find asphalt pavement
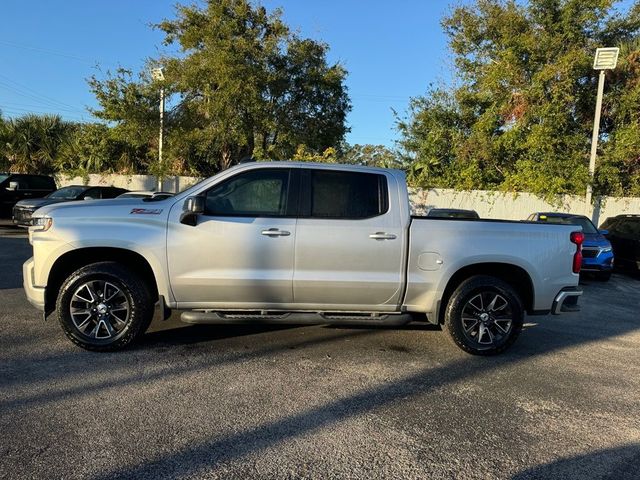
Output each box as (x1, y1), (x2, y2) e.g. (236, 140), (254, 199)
(1, 226), (639, 479)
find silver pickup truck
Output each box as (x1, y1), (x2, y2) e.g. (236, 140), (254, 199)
(23, 162), (584, 355)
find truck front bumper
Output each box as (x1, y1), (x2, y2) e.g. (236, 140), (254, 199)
(551, 287), (583, 315)
(23, 257), (45, 311)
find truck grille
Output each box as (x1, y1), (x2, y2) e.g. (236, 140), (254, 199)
(582, 248), (599, 258)
(12, 207), (35, 225)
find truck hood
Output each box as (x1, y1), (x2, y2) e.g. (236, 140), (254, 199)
(14, 198), (72, 209)
(583, 232), (611, 248)
(34, 197), (175, 218)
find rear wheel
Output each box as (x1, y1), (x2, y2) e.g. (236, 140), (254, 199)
(56, 262), (154, 351)
(444, 275), (524, 355)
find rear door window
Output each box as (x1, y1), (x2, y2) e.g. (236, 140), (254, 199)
(303, 170), (388, 219)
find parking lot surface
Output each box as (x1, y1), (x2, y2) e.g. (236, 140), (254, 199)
(1, 225), (639, 479)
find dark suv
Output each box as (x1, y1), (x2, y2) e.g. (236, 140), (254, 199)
(600, 215), (640, 274)
(12, 185), (128, 226)
(0, 173), (57, 218)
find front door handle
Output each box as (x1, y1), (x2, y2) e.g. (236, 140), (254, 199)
(261, 228), (291, 237)
(369, 232), (397, 240)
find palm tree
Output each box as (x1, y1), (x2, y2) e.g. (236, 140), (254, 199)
(3, 114), (73, 174)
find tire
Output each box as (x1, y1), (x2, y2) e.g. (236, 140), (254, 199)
(596, 271), (612, 282)
(56, 261), (154, 351)
(444, 275), (524, 356)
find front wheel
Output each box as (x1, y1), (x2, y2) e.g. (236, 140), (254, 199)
(444, 275), (524, 355)
(56, 262), (154, 351)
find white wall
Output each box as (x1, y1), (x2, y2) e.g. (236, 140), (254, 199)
(409, 187), (640, 224)
(58, 173), (201, 194)
(58, 173), (640, 224)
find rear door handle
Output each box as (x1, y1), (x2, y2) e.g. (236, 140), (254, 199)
(261, 228), (291, 237)
(369, 232), (397, 240)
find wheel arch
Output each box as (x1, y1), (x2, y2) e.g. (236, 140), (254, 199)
(437, 262), (535, 324)
(45, 247), (159, 317)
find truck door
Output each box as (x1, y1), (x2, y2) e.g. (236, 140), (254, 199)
(293, 169), (406, 310)
(167, 168), (298, 308)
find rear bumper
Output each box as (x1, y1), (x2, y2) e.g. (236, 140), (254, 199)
(23, 257), (45, 311)
(551, 287), (582, 315)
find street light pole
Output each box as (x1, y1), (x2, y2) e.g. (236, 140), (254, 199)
(151, 67), (165, 192)
(157, 86), (165, 192)
(585, 69), (606, 215)
(585, 47), (619, 220)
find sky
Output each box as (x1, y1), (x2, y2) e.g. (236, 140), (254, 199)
(0, 0), (464, 148)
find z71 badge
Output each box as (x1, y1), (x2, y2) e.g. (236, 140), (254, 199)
(130, 208), (163, 215)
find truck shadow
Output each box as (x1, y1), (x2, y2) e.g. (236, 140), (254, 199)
(511, 444), (640, 480)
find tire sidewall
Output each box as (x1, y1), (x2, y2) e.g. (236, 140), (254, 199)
(445, 276), (524, 355)
(57, 263), (152, 351)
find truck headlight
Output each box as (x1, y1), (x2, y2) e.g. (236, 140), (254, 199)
(31, 217), (53, 232)
(601, 246), (612, 253)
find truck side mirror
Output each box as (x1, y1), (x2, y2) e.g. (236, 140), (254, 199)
(180, 196), (205, 226)
(7, 181), (19, 191)
(598, 229), (609, 236)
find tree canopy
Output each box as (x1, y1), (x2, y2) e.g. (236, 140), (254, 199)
(397, 0), (640, 197)
(0, 113), (73, 175)
(88, 0), (351, 176)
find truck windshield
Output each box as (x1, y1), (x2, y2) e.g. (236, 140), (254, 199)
(541, 215), (598, 234)
(0, 174), (8, 183)
(47, 186), (88, 199)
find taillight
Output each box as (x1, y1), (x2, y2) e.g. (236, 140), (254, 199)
(570, 231), (584, 274)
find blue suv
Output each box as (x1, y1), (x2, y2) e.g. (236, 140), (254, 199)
(526, 212), (614, 281)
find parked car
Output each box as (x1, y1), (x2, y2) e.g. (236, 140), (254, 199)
(599, 214), (640, 274)
(0, 173), (56, 218)
(116, 191), (174, 200)
(12, 185), (128, 227)
(526, 212), (614, 280)
(24, 162), (584, 355)
(425, 208), (480, 219)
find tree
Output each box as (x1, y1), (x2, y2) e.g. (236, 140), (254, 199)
(596, 38), (640, 196)
(89, 0), (351, 176)
(341, 143), (401, 168)
(56, 123), (146, 177)
(0, 113), (8, 171)
(397, 0), (640, 197)
(87, 68), (159, 174)
(1, 114), (73, 174)
(291, 144), (339, 163)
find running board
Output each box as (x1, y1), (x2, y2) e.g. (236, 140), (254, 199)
(180, 310), (413, 326)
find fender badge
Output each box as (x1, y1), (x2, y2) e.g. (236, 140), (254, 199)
(130, 208), (163, 215)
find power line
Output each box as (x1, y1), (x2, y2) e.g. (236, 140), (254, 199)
(0, 39), (99, 65)
(0, 106), (89, 122)
(0, 100), (87, 115)
(0, 75), (84, 112)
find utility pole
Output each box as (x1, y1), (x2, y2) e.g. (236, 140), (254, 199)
(158, 86), (165, 192)
(586, 47), (619, 220)
(151, 68), (165, 192)
(585, 69), (605, 216)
